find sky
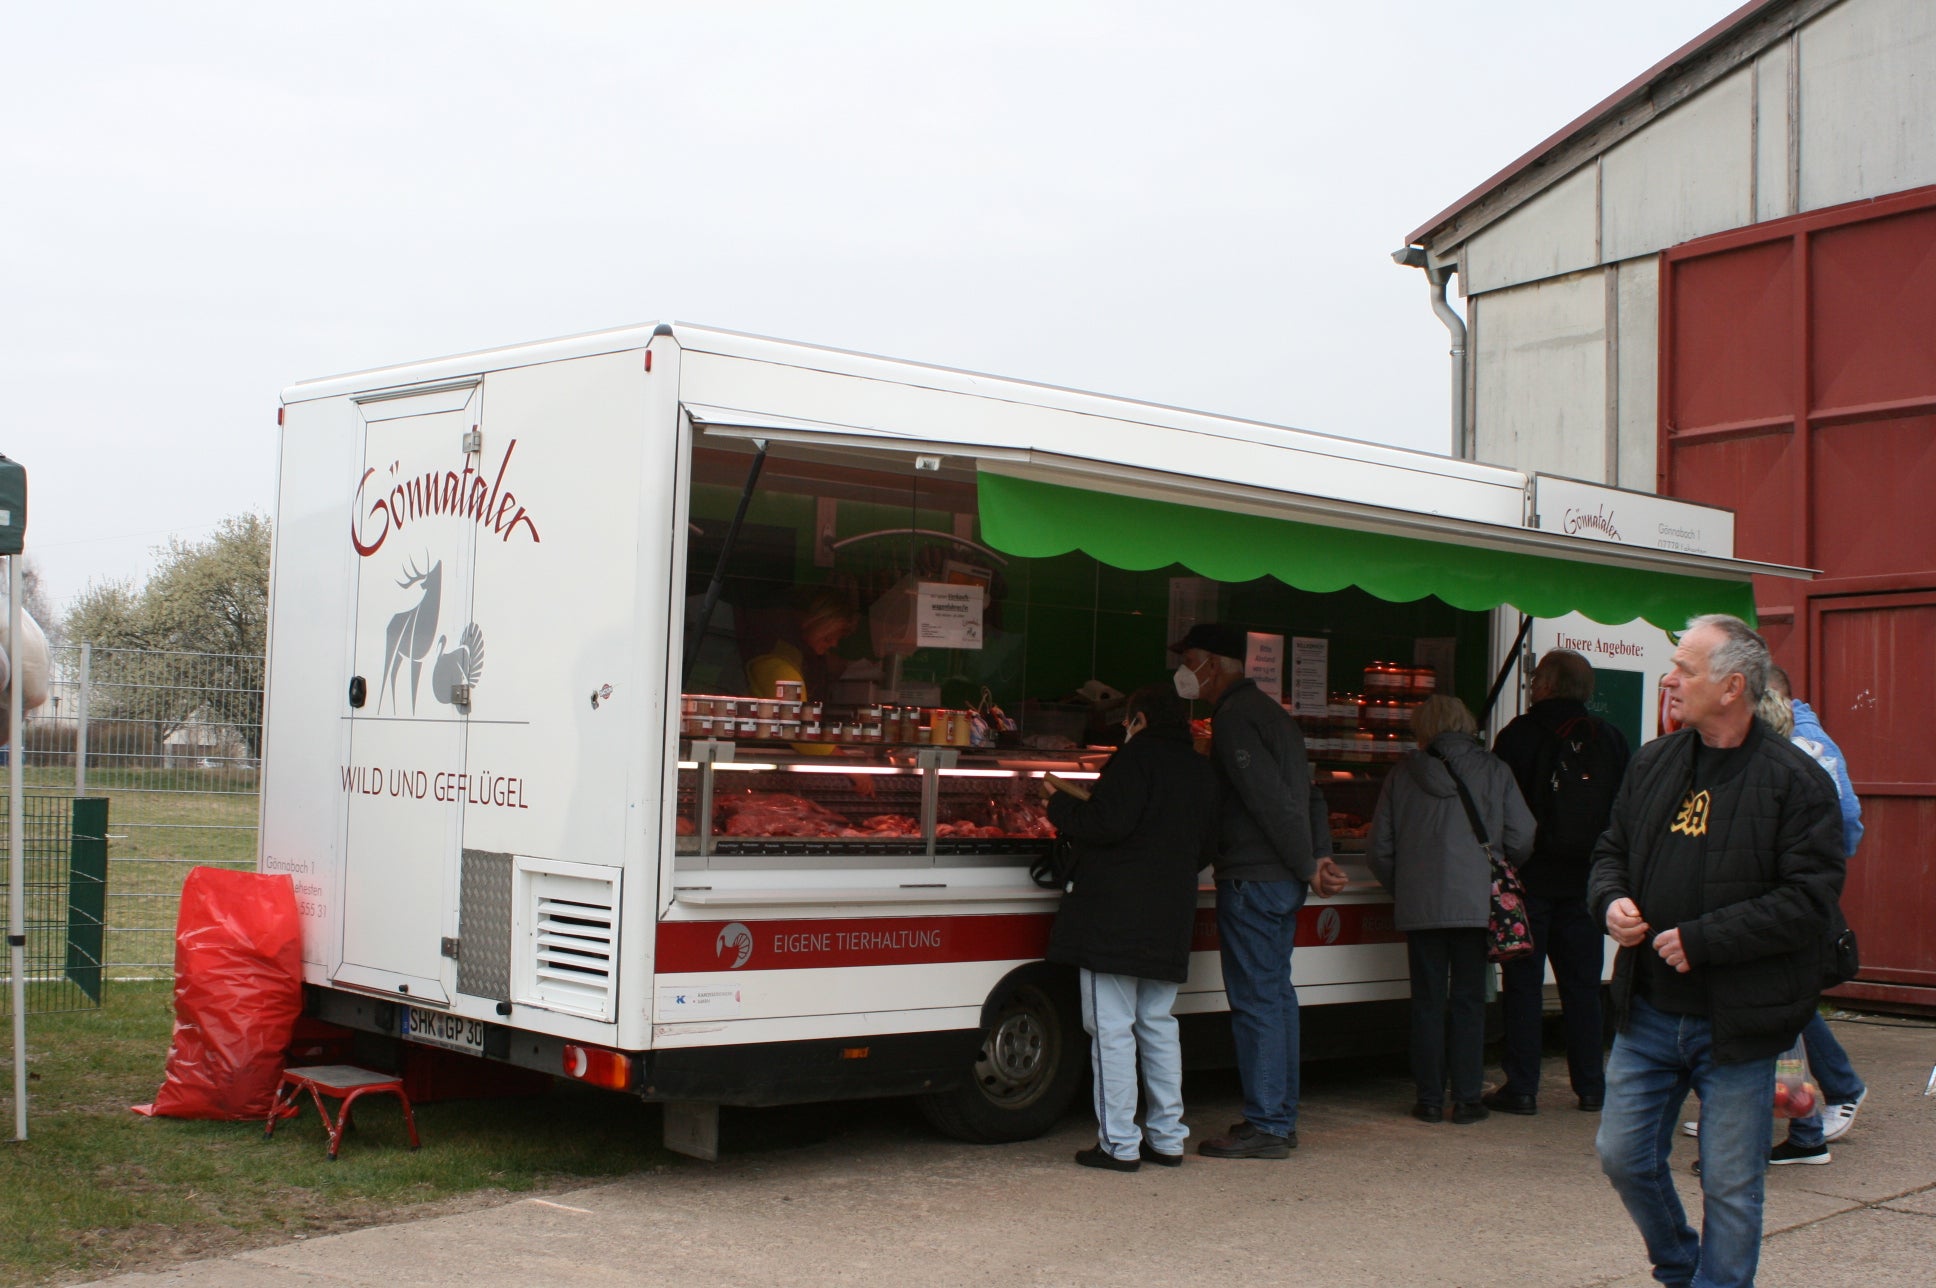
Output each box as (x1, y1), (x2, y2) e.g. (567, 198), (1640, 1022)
(3, 0), (1749, 619)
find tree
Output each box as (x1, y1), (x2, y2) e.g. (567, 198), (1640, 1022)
(63, 515), (273, 760)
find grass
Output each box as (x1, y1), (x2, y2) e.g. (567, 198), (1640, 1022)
(9, 770), (261, 978)
(0, 982), (675, 1286)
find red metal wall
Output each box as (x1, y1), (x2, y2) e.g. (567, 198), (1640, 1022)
(1660, 185), (1936, 1008)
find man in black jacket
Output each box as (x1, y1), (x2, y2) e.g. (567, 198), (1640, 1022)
(1588, 614), (1843, 1288)
(1173, 623), (1348, 1160)
(1488, 649), (1629, 1115)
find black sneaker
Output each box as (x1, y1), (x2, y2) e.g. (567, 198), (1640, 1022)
(1218, 1121), (1298, 1149)
(1450, 1102), (1490, 1125)
(1481, 1089), (1537, 1116)
(1411, 1102), (1443, 1123)
(1198, 1127), (1292, 1159)
(1769, 1139), (1831, 1166)
(1139, 1141), (1184, 1167)
(1074, 1146), (1140, 1172)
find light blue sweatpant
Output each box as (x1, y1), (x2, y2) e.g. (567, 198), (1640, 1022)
(1080, 967), (1187, 1161)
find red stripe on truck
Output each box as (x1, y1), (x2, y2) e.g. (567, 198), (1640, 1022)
(656, 901), (1402, 974)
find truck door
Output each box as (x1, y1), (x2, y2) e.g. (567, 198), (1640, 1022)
(336, 388), (482, 1003)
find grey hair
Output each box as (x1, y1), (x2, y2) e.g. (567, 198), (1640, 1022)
(1532, 649), (1595, 702)
(1412, 694), (1477, 745)
(1686, 613), (1771, 703)
(1213, 654), (1243, 675)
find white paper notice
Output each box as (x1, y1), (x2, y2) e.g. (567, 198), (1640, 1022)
(916, 581), (985, 649)
(1290, 637), (1328, 716)
(657, 984), (743, 1020)
(1245, 632), (1284, 701)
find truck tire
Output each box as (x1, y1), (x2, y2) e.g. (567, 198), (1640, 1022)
(918, 970), (1084, 1144)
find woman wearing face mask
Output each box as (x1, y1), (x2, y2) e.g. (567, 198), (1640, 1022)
(1040, 684), (1220, 1171)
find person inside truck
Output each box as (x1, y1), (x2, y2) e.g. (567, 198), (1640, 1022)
(745, 587), (861, 702)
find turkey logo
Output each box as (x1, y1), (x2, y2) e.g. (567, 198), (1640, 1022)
(715, 922), (755, 969)
(1316, 907), (1342, 945)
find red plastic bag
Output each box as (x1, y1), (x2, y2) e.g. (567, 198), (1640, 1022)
(133, 868), (304, 1120)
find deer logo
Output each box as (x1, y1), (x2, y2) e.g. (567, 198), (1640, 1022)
(377, 558), (442, 713)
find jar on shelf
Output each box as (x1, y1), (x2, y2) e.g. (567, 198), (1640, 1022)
(1409, 667), (1438, 700)
(1363, 661), (1405, 697)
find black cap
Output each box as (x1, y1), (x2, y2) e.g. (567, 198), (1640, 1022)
(1170, 622), (1247, 661)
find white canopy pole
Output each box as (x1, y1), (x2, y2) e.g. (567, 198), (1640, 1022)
(8, 553), (26, 1140)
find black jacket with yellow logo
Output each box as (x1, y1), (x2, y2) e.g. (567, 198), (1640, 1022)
(1587, 719), (1845, 1064)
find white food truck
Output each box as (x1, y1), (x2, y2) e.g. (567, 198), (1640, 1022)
(263, 322), (1792, 1158)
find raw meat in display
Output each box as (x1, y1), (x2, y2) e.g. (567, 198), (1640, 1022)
(718, 791), (851, 837)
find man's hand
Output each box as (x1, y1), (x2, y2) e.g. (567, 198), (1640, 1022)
(1312, 857), (1350, 898)
(1652, 928), (1691, 974)
(1606, 897), (1650, 947)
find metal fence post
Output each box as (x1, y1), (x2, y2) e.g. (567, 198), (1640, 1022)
(75, 643), (90, 799)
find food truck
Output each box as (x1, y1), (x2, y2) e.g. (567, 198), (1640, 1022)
(263, 322), (1795, 1158)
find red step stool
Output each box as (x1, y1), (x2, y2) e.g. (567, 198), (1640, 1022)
(266, 1064), (422, 1161)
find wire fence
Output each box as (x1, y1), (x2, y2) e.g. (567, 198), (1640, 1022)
(0, 794), (107, 1015)
(14, 644), (262, 982)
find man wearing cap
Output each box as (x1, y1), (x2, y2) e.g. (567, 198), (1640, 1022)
(1174, 623), (1350, 1159)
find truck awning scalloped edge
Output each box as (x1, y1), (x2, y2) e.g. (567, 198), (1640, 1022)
(975, 471), (1756, 630)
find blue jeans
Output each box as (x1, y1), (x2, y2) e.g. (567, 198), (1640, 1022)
(1080, 969), (1186, 1160)
(1216, 877), (1305, 1137)
(1786, 1013), (1866, 1149)
(1597, 995), (1776, 1288)
(1499, 893), (1607, 1101)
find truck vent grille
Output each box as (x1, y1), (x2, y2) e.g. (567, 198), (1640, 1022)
(516, 861), (621, 1022)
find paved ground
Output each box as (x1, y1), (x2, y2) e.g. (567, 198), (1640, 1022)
(79, 1015), (1936, 1287)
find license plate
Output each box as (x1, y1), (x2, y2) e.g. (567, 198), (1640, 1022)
(399, 1006), (487, 1055)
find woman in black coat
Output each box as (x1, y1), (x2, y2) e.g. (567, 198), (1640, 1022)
(1044, 684), (1219, 1171)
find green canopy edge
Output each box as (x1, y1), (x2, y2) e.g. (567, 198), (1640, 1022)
(976, 472), (1754, 631)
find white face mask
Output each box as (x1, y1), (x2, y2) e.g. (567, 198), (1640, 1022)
(1173, 661), (1202, 701)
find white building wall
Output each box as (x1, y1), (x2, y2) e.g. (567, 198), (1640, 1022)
(1797, 0), (1936, 211)
(1430, 0), (1933, 492)
(1471, 270), (1610, 482)
(1600, 68), (1756, 263)
(1465, 167), (1600, 296)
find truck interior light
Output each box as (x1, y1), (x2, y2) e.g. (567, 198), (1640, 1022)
(562, 1043), (632, 1090)
(936, 768), (1018, 778)
(710, 763), (778, 772)
(839, 1047), (871, 1060)
(786, 764), (900, 775)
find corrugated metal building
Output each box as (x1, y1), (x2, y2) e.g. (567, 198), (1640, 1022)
(1400, 0), (1935, 1009)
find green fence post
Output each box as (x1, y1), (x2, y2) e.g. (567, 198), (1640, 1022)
(65, 797), (107, 1004)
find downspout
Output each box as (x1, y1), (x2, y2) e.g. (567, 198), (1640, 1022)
(1392, 246), (1469, 459)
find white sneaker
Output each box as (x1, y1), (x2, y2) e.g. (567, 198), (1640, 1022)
(1682, 1120), (1700, 1138)
(1821, 1088), (1868, 1143)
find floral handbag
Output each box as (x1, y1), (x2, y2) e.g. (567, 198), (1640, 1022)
(1431, 748), (1535, 963)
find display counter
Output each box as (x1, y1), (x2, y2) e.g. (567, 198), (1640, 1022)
(676, 740), (1105, 865)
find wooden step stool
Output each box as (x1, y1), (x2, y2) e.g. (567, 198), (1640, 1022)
(266, 1064), (422, 1160)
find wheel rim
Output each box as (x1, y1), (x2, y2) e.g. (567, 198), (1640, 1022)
(973, 986), (1059, 1108)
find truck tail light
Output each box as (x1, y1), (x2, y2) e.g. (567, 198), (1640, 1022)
(561, 1043), (632, 1090)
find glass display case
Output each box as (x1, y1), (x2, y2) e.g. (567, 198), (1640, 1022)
(675, 740), (1101, 866)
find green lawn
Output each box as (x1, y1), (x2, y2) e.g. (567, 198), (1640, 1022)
(0, 982), (674, 1285)
(10, 770), (261, 977)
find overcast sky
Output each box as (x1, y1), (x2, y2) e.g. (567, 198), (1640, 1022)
(4, 0), (1745, 618)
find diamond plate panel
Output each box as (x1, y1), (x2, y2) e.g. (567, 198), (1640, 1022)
(457, 848), (513, 1000)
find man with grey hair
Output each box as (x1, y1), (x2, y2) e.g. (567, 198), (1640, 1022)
(1171, 622), (1348, 1160)
(1489, 648), (1629, 1115)
(1588, 614), (1844, 1288)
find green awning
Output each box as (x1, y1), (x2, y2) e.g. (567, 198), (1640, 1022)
(977, 472), (1754, 629)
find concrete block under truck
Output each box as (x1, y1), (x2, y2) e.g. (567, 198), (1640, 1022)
(262, 323), (1800, 1158)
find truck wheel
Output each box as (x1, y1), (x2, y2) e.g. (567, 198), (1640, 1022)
(918, 972), (1084, 1144)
